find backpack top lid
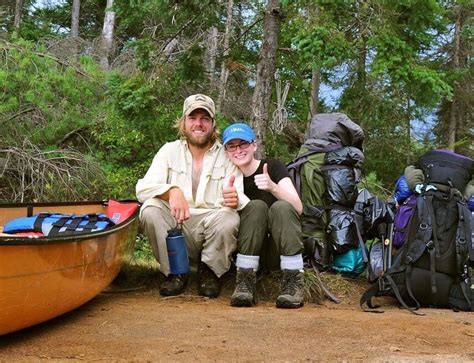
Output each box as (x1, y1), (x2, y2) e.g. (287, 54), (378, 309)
(417, 149), (474, 192)
(434, 148), (473, 162)
(305, 113), (364, 150)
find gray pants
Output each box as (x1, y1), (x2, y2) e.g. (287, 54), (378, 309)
(140, 200), (240, 277)
(238, 200), (303, 269)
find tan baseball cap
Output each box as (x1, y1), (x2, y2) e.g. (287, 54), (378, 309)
(183, 94), (216, 119)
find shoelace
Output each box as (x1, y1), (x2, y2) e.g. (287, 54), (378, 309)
(236, 271), (254, 293)
(281, 272), (298, 295)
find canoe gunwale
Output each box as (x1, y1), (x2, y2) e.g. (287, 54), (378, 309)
(0, 200), (140, 246)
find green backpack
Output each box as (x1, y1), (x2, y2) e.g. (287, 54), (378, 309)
(288, 146), (334, 269)
(287, 113), (365, 271)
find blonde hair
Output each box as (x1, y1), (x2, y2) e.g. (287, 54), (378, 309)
(174, 115), (220, 144)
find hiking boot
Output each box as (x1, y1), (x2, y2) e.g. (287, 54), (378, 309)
(198, 262), (221, 298)
(230, 268), (257, 307)
(276, 269), (304, 309)
(159, 273), (188, 296)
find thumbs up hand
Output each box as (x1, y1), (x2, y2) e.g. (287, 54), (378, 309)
(223, 175), (239, 209)
(254, 163), (276, 192)
(227, 175), (235, 188)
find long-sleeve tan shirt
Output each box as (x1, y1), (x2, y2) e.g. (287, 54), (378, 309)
(136, 140), (249, 214)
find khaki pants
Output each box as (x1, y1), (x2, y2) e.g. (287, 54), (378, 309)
(140, 200), (240, 277)
(238, 200), (303, 270)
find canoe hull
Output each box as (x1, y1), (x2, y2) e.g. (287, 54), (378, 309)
(0, 201), (138, 335)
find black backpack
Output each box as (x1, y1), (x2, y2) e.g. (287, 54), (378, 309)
(417, 150), (474, 193)
(360, 188), (474, 312)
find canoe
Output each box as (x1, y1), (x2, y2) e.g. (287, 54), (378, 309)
(0, 200), (139, 335)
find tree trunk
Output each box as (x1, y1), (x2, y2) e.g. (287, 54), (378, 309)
(250, 0), (282, 158)
(71, 0), (81, 38)
(13, 0), (23, 29)
(356, 38), (367, 93)
(307, 3), (320, 121)
(309, 67), (320, 119)
(354, 35), (367, 118)
(99, 0), (116, 71)
(406, 98), (411, 165)
(204, 27), (218, 84)
(216, 0), (234, 114)
(447, 5), (461, 150)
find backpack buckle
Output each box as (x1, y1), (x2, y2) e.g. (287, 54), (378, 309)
(426, 240), (434, 250)
(378, 278), (391, 292)
(462, 268), (471, 285)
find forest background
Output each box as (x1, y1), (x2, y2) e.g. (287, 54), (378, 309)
(0, 0), (472, 209)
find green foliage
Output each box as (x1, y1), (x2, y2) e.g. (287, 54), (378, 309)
(0, 36), (110, 201)
(294, 25), (352, 70)
(92, 63), (188, 198)
(30, 0), (107, 39)
(107, 73), (156, 120)
(370, 31), (451, 106)
(265, 131), (295, 163)
(102, 71), (180, 150)
(132, 39), (155, 72)
(133, 234), (155, 262)
(114, 0), (222, 51)
(177, 42), (206, 85)
(1, 37), (104, 147)
(362, 171), (392, 199)
(2, 0), (471, 202)
(1, 33), (187, 202)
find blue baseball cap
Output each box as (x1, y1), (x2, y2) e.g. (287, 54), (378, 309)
(222, 123), (256, 145)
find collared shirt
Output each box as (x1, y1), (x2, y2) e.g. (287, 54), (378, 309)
(136, 139), (249, 214)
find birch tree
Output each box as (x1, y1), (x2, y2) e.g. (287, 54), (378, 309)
(99, 0), (116, 70)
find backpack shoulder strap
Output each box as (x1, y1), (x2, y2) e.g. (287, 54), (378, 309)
(359, 275), (424, 315)
(287, 144), (342, 195)
(287, 144), (342, 168)
(456, 199), (474, 310)
(456, 200), (473, 263)
(414, 193), (438, 297)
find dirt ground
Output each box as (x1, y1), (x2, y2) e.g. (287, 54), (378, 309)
(1, 271), (474, 362)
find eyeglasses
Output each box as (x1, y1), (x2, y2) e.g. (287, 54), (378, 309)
(224, 140), (253, 152)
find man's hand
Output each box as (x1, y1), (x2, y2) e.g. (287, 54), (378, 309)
(167, 187), (190, 223)
(254, 163), (276, 192)
(223, 175), (239, 209)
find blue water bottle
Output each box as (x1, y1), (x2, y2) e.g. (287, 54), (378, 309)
(166, 225), (190, 274)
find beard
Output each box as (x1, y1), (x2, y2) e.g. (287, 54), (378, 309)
(184, 128), (213, 149)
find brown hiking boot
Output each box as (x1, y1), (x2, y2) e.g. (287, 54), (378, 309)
(159, 273), (188, 296)
(230, 268), (257, 307)
(276, 269), (304, 309)
(198, 262), (221, 298)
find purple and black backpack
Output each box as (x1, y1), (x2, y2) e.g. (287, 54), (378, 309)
(361, 150), (474, 313)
